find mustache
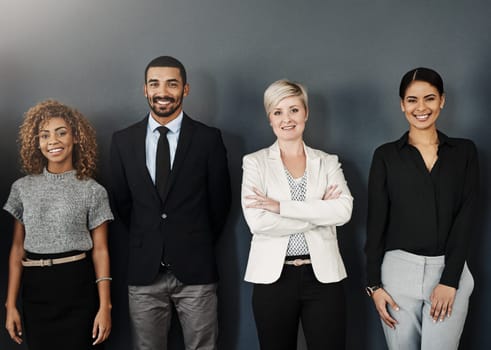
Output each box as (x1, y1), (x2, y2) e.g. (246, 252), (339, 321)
(152, 96), (176, 103)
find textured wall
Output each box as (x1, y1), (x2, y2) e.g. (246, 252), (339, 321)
(1, 1), (490, 349)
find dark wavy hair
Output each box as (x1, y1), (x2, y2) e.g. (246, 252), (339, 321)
(19, 99), (98, 179)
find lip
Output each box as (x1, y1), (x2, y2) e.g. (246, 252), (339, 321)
(48, 147), (64, 154)
(414, 113), (430, 121)
(281, 125), (296, 130)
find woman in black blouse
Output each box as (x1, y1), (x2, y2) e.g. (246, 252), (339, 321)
(365, 67), (479, 350)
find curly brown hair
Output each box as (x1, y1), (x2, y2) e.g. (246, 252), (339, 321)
(19, 100), (98, 179)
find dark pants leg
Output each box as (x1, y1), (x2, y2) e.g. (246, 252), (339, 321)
(300, 272), (346, 350)
(252, 264), (346, 350)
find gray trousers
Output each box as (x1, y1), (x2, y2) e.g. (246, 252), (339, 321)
(380, 250), (474, 350)
(128, 270), (218, 350)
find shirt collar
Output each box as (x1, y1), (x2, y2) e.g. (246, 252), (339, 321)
(396, 130), (454, 150)
(148, 111), (184, 134)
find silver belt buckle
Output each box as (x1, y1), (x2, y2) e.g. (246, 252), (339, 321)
(292, 259), (304, 267)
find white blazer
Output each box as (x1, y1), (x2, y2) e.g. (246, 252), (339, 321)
(241, 141), (353, 284)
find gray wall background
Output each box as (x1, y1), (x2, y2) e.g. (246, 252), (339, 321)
(1, 0), (489, 349)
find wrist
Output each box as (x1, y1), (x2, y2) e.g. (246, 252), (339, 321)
(365, 284), (383, 297)
(98, 303), (112, 310)
(5, 302), (18, 310)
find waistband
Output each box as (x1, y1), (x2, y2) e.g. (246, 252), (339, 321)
(22, 252), (87, 267)
(385, 250), (445, 266)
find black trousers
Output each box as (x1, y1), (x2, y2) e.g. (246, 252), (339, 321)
(252, 264), (346, 350)
(22, 251), (102, 350)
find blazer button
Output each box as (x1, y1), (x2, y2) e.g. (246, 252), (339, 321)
(161, 213), (167, 219)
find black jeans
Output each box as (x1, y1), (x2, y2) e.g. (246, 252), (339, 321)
(252, 264), (346, 350)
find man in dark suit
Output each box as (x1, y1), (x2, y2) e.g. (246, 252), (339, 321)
(109, 56), (231, 350)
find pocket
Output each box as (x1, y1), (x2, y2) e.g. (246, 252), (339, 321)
(460, 263), (474, 296)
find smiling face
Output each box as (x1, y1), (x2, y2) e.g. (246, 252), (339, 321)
(401, 80), (445, 131)
(38, 117), (76, 173)
(268, 96), (308, 142)
(144, 66), (189, 124)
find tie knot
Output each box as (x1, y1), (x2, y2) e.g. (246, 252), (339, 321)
(157, 126), (169, 136)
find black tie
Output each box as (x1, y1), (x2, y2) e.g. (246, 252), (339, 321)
(155, 126), (170, 199)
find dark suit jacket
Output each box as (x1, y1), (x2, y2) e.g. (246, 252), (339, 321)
(110, 114), (231, 285)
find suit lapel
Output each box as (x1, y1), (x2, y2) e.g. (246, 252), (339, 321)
(160, 114), (195, 204)
(267, 142), (321, 200)
(304, 145), (321, 200)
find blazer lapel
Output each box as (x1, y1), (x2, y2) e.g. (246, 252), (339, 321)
(266, 142), (291, 199)
(160, 114), (195, 203)
(304, 145), (321, 200)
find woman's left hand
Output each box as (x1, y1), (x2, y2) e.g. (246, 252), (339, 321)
(92, 306), (112, 345)
(430, 284), (456, 322)
(245, 187), (280, 214)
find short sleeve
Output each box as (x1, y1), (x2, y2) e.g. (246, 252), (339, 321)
(3, 181), (24, 223)
(87, 183), (114, 230)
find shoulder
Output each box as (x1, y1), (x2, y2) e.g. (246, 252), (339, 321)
(11, 174), (42, 188)
(243, 147), (269, 164)
(306, 145), (339, 161)
(112, 117), (147, 140)
(446, 135), (477, 150)
(185, 115), (222, 138)
(78, 177), (109, 193)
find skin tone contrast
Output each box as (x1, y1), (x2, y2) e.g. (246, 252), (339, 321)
(371, 80), (455, 329)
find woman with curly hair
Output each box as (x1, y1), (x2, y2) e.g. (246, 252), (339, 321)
(4, 100), (114, 350)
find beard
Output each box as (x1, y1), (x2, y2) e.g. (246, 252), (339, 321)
(147, 95), (183, 118)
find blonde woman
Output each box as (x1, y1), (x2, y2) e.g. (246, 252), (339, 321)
(241, 80), (353, 350)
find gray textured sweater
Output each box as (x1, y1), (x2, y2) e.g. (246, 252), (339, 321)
(4, 168), (114, 254)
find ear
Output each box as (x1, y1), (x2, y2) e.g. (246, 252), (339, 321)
(400, 99), (405, 112)
(183, 83), (190, 97)
(143, 83), (148, 98)
(440, 93), (446, 109)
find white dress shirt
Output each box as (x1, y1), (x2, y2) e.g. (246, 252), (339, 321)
(145, 112), (183, 184)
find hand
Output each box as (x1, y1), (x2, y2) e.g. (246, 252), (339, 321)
(92, 307), (111, 345)
(430, 284), (456, 322)
(323, 184), (341, 200)
(245, 187), (280, 214)
(371, 288), (399, 329)
(5, 305), (23, 344)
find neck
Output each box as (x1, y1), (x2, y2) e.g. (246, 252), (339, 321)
(278, 139), (304, 157)
(47, 164), (74, 174)
(150, 109), (182, 126)
(408, 127), (439, 145)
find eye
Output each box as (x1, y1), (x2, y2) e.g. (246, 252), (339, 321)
(425, 96), (436, 102)
(291, 108), (299, 113)
(56, 129), (68, 138)
(148, 82), (158, 88)
(39, 133), (49, 140)
(406, 98), (417, 103)
(273, 110), (282, 116)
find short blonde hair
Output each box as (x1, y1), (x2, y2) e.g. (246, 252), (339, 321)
(263, 79), (308, 115)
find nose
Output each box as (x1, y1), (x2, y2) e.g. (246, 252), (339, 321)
(47, 133), (60, 144)
(416, 99), (426, 111)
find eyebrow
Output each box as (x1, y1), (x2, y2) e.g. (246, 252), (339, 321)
(39, 126), (68, 132)
(406, 94), (437, 99)
(147, 78), (180, 84)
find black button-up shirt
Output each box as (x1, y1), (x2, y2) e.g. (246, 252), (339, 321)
(365, 131), (479, 288)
